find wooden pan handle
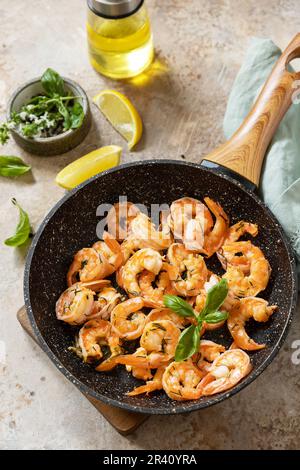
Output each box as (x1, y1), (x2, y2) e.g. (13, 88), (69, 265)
(205, 33), (300, 186)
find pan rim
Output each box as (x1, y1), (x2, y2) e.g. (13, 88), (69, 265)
(24, 159), (298, 415)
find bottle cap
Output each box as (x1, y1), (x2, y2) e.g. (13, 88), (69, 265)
(87, 0), (143, 19)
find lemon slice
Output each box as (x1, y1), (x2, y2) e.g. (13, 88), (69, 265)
(93, 90), (143, 150)
(55, 145), (122, 190)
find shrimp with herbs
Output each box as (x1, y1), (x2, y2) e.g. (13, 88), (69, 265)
(138, 262), (177, 308)
(162, 360), (205, 401)
(116, 320), (181, 369)
(129, 212), (173, 251)
(78, 319), (121, 364)
(67, 248), (105, 287)
(67, 232), (122, 286)
(193, 340), (226, 372)
(167, 243), (208, 297)
(92, 231), (123, 277)
(145, 308), (185, 329)
(120, 248), (163, 297)
(141, 320), (181, 359)
(56, 281), (109, 325)
(120, 236), (141, 263)
(223, 241), (271, 297)
(201, 197), (229, 258)
(111, 297), (146, 340)
(198, 349), (252, 396)
(91, 286), (122, 320)
(217, 221), (258, 271)
(227, 297), (277, 350)
(168, 197), (213, 251)
(224, 221), (258, 244)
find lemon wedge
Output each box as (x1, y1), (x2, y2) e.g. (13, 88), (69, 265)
(55, 145), (122, 189)
(93, 90), (143, 150)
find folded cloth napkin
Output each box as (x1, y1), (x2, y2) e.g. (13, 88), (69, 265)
(223, 37), (300, 281)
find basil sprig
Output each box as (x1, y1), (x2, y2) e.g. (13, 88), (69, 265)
(164, 279), (229, 362)
(0, 156), (31, 177)
(4, 198), (32, 247)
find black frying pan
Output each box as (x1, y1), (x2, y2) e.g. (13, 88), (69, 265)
(24, 35), (300, 414)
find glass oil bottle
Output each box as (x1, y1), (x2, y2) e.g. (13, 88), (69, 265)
(87, 0), (154, 79)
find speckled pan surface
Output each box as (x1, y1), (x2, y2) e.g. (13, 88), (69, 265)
(24, 160), (298, 415)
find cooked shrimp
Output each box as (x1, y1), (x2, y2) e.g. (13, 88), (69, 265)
(193, 340), (226, 372)
(92, 231), (123, 277)
(198, 349), (252, 396)
(120, 236), (141, 263)
(130, 212), (173, 251)
(162, 360), (204, 401)
(138, 262), (177, 308)
(56, 283), (95, 325)
(224, 221), (258, 244)
(217, 221), (258, 271)
(125, 347), (153, 381)
(67, 232), (122, 286)
(198, 340), (226, 362)
(167, 243), (208, 296)
(201, 197), (229, 258)
(121, 248), (163, 296)
(67, 248), (104, 287)
(91, 286), (121, 320)
(116, 320), (181, 369)
(223, 241), (271, 297)
(106, 201), (140, 241)
(145, 308), (185, 329)
(141, 320), (181, 358)
(127, 367), (166, 396)
(227, 297), (277, 350)
(168, 197), (213, 251)
(78, 319), (121, 363)
(111, 297), (146, 340)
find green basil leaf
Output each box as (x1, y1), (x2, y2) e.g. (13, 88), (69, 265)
(204, 310), (229, 324)
(163, 294), (196, 318)
(4, 199), (31, 247)
(41, 68), (65, 97)
(201, 278), (229, 317)
(0, 156), (31, 177)
(57, 98), (71, 130)
(175, 324), (200, 362)
(69, 101), (84, 129)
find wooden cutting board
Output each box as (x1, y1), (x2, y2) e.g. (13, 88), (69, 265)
(17, 306), (149, 435)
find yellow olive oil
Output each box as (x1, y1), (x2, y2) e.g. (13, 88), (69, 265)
(87, 3), (154, 79)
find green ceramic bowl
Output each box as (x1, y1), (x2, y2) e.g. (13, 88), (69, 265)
(7, 77), (92, 156)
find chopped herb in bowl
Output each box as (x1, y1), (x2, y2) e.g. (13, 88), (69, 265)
(0, 68), (85, 144)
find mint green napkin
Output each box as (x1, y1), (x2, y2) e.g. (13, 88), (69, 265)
(223, 37), (300, 279)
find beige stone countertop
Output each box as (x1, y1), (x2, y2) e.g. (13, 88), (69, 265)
(0, 0), (299, 450)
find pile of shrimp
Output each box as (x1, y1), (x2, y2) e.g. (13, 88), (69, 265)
(55, 197), (276, 401)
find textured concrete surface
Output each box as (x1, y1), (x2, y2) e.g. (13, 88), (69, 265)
(0, 0), (300, 450)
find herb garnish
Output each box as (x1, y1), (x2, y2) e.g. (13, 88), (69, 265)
(4, 198), (32, 247)
(0, 68), (84, 144)
(164, 279), (229, 362)
(0, 156), (31, 177)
